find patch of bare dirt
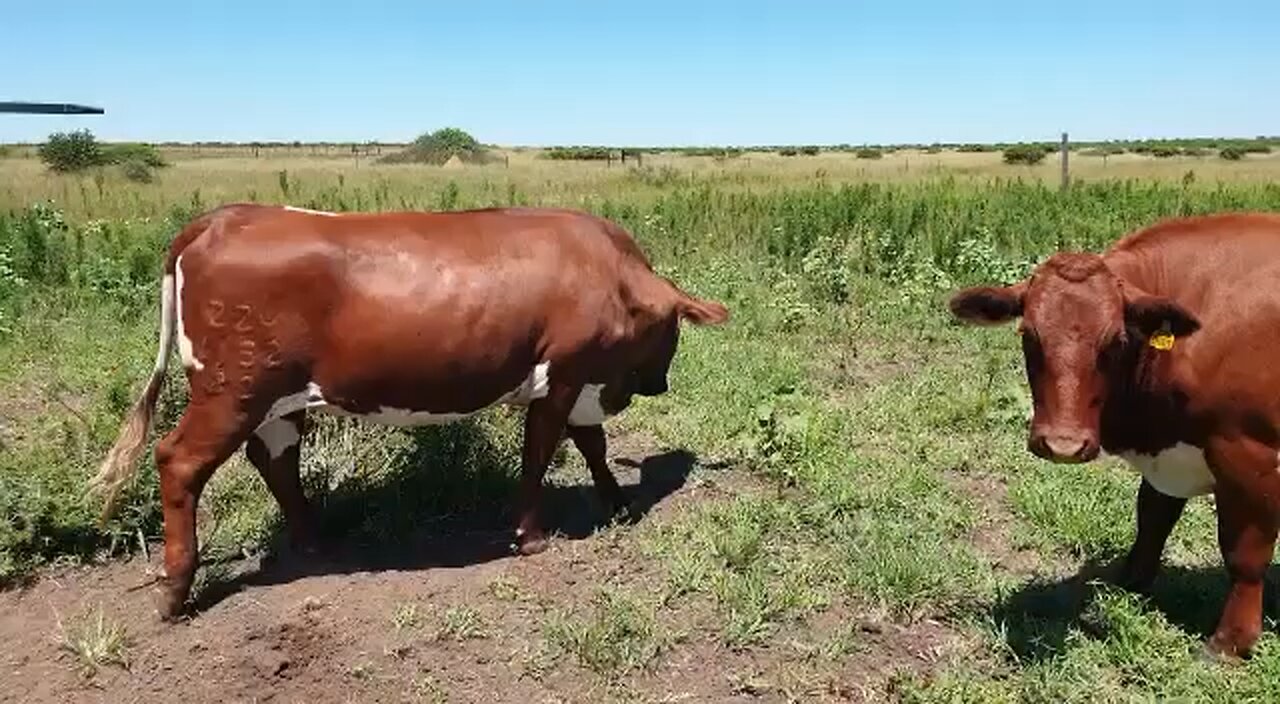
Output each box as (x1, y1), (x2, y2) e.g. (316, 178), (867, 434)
(945, 468), (1069, 580)
(810, 340), (914, 399)
(0, 431), (984, 703)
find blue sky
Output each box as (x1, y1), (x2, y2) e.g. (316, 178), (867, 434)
(3, 1), (1277, 146)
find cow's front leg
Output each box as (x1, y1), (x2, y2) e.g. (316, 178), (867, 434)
(567, 424), (628, 518)
(1205, 436), (1280, 659)
(1117, 478), (1187, 594)
(515, 383), (580, 555)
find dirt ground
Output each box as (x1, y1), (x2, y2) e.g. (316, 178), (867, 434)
(0, 433), (968, 704)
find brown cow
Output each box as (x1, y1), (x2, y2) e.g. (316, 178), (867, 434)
(91, 203), (728, 619)
(949, 211), (1280, 659)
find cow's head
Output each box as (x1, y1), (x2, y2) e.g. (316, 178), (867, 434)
(600, 284), (729, 414)
(948, 252), (1200, 464)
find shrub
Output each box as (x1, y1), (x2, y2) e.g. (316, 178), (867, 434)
(855, 148), (883, 160)
(38, 130), (105, 172)
(1001, 145), (1048, 165)
(541, 146), (612, 161)
(779, 148), (798, 157)
(1148, 145), (1180, 158)
(36, 131), (170, 176)
(104, 143), (167, 168)
(799, 146), (820, 156)
(120, 160), (155, 183)
(1220, 146), (1245, 161)
(380, 127), (490, 165)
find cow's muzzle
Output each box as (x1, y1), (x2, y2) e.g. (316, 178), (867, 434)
(1029, 430), (1099, 464)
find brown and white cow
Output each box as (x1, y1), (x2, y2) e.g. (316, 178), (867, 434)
(91, 203), (728, 619)
(949, 212), (1280, 659)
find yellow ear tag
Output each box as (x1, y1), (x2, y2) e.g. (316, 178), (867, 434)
(1149, 331), (1175, 351)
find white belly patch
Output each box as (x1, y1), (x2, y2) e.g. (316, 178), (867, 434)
(1117, 442), (1215, 498)
(252, 361), (607, 458)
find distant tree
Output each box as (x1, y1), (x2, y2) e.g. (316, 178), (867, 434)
(38, 129), (105, 172)
(380, 127), (490, 165)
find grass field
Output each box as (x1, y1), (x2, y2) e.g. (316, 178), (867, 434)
(3, 147), (1280, 701)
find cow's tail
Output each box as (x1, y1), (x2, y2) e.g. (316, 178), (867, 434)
(89, 267), (177, 522)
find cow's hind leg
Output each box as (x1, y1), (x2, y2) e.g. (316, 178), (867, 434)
(1117, 478), (1187, 594)
(154, 404), (250, 620)
(567, 424), (628, 518)
(245, 411), (318, 552)
(515, 383), (580, 556)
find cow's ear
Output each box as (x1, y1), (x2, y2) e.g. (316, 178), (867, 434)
(678, 295), (729, 326)
(948, 281), (1026, 326)
(1123, 288), (1200, 338)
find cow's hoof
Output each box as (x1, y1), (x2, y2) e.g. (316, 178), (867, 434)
(1199, 640), (1243, 666)
(515, 533), (549, 556)
(1111, 562), (1156, 597)
(1203, 632), (1255, 664)
(154, 586), (189, 623)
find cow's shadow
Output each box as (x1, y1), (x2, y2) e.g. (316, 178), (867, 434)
(191, 420), (708, 613)
(990, 556), (1280, 663)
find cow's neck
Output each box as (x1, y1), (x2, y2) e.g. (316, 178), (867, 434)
(1097, 253), (1197, 456)
(1099, 314), (1196, 458)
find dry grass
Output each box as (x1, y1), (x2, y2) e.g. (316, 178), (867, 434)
(3, 146), (1279, 220)
(53, 605), (131, 677)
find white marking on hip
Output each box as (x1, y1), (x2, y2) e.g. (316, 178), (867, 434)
(174, 255), (204, 371)
(255, 418), (302, 460)
(283, 206), (338, 216)
(568, 384), (607, 426)
(1118, 442), (1215, 498)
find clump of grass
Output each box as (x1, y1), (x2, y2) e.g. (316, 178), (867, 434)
(544, 588), (669, 677)
(435, 605), (487, 641)
(391, 602), (423, 631)
(486, 575), (528, 602)
(54, 606), (131, 677)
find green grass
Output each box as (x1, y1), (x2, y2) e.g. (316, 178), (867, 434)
(544, 587), (672, 677)
(4, 167), (1280, 698)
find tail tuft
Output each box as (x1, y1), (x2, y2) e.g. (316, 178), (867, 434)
(89, 373), (165, 522)
(89, 270), (176, 523)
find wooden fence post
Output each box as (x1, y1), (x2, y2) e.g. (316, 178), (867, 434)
(1060, 132), (1070, 191)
